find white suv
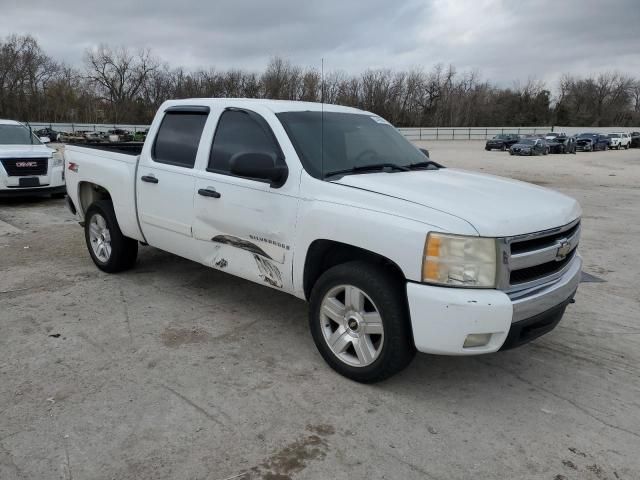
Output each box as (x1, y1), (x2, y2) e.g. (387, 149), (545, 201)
(608, 133), (631, 150)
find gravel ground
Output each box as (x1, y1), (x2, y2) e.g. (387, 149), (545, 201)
(1, 141), (639, 480)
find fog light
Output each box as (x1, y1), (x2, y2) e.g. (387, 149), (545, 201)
(463, 333), (492, 348)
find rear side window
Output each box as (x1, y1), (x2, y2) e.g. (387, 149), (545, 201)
(208, 110), (283, 173)
(152, 111), (208, 168)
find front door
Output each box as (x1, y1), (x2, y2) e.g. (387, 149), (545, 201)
(192, 108), (299, 291)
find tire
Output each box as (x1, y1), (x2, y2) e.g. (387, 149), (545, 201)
(501, 145), (506, 151)
(308, 261), (415, 383)
(84, 200), (138, 273)
(509, 151), (514, 156)
(485, 146), (491, 151)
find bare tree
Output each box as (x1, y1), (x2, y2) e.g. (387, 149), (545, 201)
(2, 33), (640, 127)
(85, 45), (158, 122)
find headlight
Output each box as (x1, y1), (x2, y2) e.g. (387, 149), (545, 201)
(422, 233), (497, 287)
(52, 151), (63, 167)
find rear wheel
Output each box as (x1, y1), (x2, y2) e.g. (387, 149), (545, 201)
(501, 145), (506, 151)
(309, 261), (415, 383)
(84, 200), (138, 273)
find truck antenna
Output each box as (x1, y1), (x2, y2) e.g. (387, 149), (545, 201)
(26, 120), (34, 145)
(321, 57), (324, 179)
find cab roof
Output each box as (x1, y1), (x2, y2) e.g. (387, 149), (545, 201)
(159, 98), (371, 115)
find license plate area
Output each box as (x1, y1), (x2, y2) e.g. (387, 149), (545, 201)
(19, 177), (40, 187)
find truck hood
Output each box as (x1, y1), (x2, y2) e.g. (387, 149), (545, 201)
(0, 144), (53, 158)
(332, 168), (581, 237)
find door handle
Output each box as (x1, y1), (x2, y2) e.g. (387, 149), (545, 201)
(198, 188), (221, 198)
(141, 175), (158, 184)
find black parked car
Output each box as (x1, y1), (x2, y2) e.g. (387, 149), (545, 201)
(630, 132), (640, 148)
(509, 138), (547, 156)
(35, 127), (61, 142)
(547, 136), (576, 154)
(576, 133), (609, 152)
(485, 134), (520, 151)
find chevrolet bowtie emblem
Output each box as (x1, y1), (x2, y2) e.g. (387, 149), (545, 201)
(556, 240), (572, 260)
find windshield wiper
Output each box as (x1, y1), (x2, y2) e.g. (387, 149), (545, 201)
(406, 160), (444, 170)
(324, 163), (410, 179)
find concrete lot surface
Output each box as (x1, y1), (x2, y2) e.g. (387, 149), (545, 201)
(1, 141), (639, 479)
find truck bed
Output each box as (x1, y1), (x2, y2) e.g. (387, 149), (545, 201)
(64, 143), (144, 242)
(69, 142), (144, 156)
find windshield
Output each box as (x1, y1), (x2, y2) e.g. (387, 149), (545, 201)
(0, 124), (42, 145)
(277, 111), (425, 178)
(518, 139), (535, 145)
(608, 133), (621, 138)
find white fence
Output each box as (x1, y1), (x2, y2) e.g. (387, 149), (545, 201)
(25, 122), (640, 140)
(398, 126), (640, 141)
(27, 122), (150, 134)
(398, 127), (552, 141)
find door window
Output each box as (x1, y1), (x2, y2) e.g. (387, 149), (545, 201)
(208, 110), (284, 175)
(152, 110), (208, 168)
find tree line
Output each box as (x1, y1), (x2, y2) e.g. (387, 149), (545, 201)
(2, 33), (639, 127)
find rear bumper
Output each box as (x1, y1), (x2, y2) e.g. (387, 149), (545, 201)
(406, 255), (581, 355)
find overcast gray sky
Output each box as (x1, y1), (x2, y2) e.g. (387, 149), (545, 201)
(2, 0), (639, 86)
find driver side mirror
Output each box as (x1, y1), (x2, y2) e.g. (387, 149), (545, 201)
(229, 152), (288, 188)
(419, 148), (430, 158)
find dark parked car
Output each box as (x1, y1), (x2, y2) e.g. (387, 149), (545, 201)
(485, 134), (520, 151)
(630, 132), (640, 148)
(547, 136), (576, 154)
(509, 138), (547, 156)
(576, 133), (609, 152)
(35, 127), (61, 142)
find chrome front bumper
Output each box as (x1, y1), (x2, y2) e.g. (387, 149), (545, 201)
(510, 254), (582, 323)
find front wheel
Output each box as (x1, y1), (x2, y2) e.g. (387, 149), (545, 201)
(309, 261), (415, 383)
(84, 200), (138, 273)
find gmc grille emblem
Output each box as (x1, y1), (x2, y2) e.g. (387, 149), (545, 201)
(15, 161), (38, 168)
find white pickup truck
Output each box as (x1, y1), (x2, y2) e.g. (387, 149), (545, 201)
(64, 99), (582, 382)
(0, 120), (66, 197)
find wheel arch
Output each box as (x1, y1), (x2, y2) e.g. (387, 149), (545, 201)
(77, 181), (112, 218)
(302, 239), (406, 301)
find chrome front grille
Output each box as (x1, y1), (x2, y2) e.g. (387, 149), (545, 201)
(497, 219), (581, 293)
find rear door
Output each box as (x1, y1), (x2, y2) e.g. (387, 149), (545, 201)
(136, 106), (209, 260)
(192, 108), (300, 292)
